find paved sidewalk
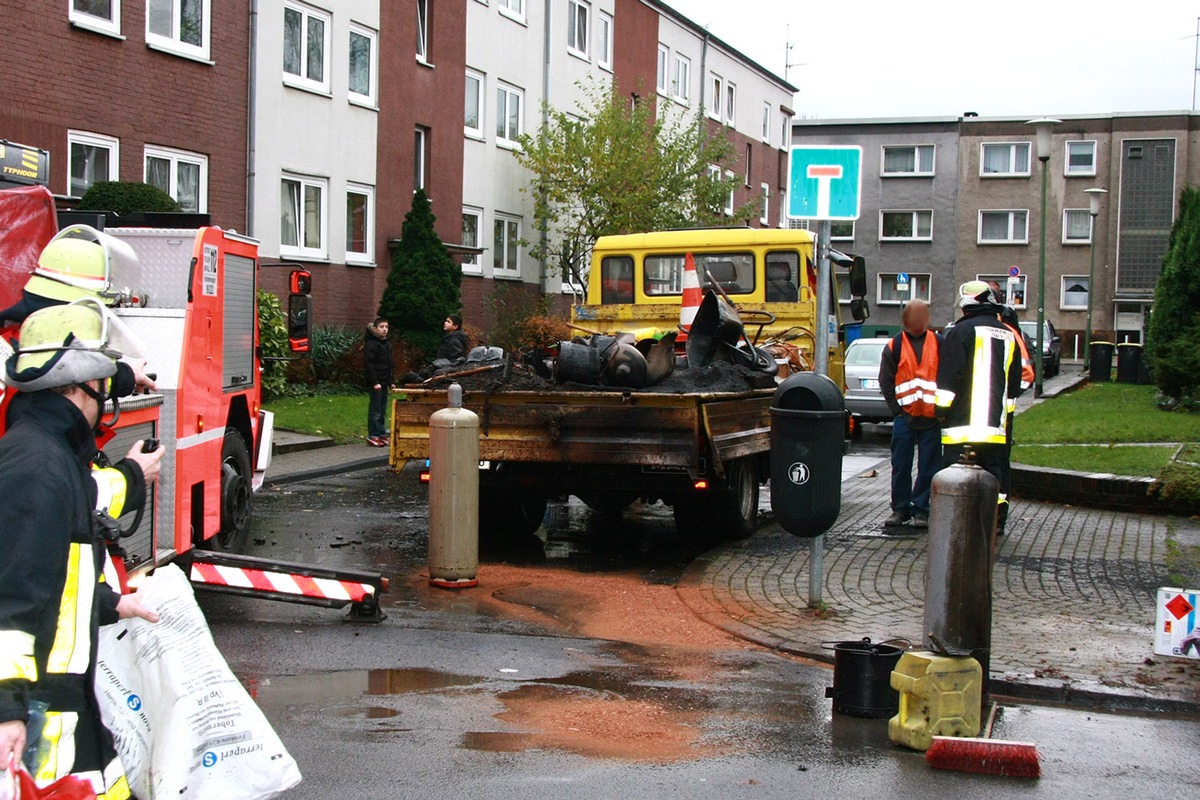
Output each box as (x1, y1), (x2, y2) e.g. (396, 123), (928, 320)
(678, 460), (1200, 713)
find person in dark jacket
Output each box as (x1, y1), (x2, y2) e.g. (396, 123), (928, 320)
(878, 299), (942, 529)
(0, 303), (162, 799)
(935, 281), (1024, 535)
(364, 317), (393, 447)
(434, 313), (469, 363)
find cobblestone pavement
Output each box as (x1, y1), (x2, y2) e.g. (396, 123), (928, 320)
(679, 460), (1200, 711)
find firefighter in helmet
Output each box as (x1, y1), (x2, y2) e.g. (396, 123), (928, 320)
(0, 302), (164, 799)
(934, 280), (1024, 536)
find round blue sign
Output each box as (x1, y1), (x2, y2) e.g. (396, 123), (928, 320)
(202, 752), (219, 768)
(897, 272), (910, 284)
(1008, 265), (1021, 277)
(126, 694), (142, 711)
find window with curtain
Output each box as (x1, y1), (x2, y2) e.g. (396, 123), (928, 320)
(978, 210), (1028, 243)
(493, 215), (520, 274)
(878, 273), (932, 305)
(283, 3), (329, 91)
(1063, 209), (1092, 243)
(346, 186), (373, 263)
(567, 0), (589, 58)
(147, 0), (209, 58)
(495, 83), (523, 146)
(68, 132), (118, 197)
(348, 26), (376, 104)
(1061, 276), (1089, 309)
(981, 142), (1031, 176)
(280, 175), (326, 257)
(882, 144), (934, 175)
(461, 208), (482, 270)
(880, 210), (933, 240)
(1065, 141), (1096, 175)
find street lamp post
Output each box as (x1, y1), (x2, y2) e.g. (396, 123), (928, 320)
(1027, 118), (1061, 397)
(1083, 187), (1108, 371)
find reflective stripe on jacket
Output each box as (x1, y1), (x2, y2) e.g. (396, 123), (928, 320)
(935, 310), (1023, 446)
(888, 331), (939, 418)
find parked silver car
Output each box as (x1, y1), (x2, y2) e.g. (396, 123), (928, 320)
(843, 337), (893, 423)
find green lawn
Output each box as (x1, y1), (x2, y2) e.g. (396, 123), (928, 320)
(266, 393), (376, 443)
(1011, 444), (1178, 477)
(1017, 383), (1200, 444)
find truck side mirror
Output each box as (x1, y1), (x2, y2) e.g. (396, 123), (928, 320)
(850, 297), (870, 322)
(287, 269), (312, 353)
(849, 256), (867, 298)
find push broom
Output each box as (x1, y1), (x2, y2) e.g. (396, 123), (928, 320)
(924, 702), (1041, 778)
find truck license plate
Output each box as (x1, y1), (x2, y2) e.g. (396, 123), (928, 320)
(861, 378), (880, 390)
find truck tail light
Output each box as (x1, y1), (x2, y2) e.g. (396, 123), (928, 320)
(419, 471), (431, 484)
(693, 479), (709, 491)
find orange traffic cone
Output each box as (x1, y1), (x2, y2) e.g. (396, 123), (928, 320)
(678, 253), (701, 347)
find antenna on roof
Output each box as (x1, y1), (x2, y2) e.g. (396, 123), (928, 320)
(784, 25), (803, 84)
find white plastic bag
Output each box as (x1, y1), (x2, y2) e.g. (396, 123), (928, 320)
(96, 564), (301, 800)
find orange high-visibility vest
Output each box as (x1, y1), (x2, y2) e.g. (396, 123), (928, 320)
(890, 332), (940, 418)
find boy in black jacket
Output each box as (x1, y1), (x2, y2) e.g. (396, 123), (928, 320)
(364, 317), (393, 447)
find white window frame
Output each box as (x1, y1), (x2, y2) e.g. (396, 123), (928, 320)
(835, 273), (852, 304)
(348, 23), (378, 108)
(761, 102), (771, 144)
(877, 273), (932, 306)
(495, 82), (524, 149)
(672, 53), (690, 104)
(464, 69), (485, 139)
(596, 11), (612, 71)
(414, 127), (428, 192)
(977, 273), (1028, 309)
(142, 145), (208, 213)
(461, 206), (483, 274)
(1062, 208), (1093, 245)
(345, 184), (375, 265)
(1061, 275), (1089, 310)
(280, 173), (329, 261)
(416, 0), (430, 63)
(881, 144), (935, 177)
(282, 1), (331, 94)
(67, 130), (119, 197)
(724, 170), (735, 216)
(656, 44), (669, 95)
(498, 0), (525, 24)
(760, 183), (770, 225)
(879, 210), (933, 242)
(145, 0), (211, 61)
(724, 81), (736, 126)
(977, 209), (1029, 245)
(707, 73), (723, 120)
(1065, 139), (1097, 177)
(70, 0), (121, 37)
(830, 220), (855, 241)
(567, 0), (590, 60)
(493, 213), (521, 276)
(980, 141), (1032, 177)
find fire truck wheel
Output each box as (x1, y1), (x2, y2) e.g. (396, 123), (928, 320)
(208, 430), (253, 552)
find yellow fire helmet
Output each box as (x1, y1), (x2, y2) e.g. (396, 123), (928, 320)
(24, 225), (137, 304)
(4, 299), (120, 392)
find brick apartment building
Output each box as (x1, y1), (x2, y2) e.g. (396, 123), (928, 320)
(2, 0), (250, 228)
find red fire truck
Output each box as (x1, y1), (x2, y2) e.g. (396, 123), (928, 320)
(1, 155), (386, 620)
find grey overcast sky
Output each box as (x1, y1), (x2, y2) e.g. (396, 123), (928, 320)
(664, 0), (1200, 119)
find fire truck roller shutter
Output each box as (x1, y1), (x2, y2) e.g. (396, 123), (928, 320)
(222, 253), (256, 390)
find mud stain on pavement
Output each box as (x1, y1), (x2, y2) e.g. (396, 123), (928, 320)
(412, 564), (756, 654)
(463, 682), (722, 763)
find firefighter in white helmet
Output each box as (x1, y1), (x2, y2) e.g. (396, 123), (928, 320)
(0, 302), (164, 799)
(934, 280), (1024, 536)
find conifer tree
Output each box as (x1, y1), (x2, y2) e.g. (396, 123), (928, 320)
(377, 189), (461, 358)
(1147, 186), (1200, 403)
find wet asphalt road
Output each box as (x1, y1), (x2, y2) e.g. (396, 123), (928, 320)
(201, 438), (1200, 800)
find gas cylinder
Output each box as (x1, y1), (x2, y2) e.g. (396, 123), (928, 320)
(427, 383), (479, 588)
(923, 453), (998, 684)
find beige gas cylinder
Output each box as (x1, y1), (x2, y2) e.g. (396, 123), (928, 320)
(427, 383), (479, 588)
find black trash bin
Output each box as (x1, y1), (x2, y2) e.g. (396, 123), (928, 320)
(1116, 342), (1143, 384)
(1088, 341), (1114, 383)
(770, 373), (845, 537)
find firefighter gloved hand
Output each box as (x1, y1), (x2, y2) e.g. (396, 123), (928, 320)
(125, 440), (166, 484)
(0, 721), (26, 776)
(116, 591), (160, 624)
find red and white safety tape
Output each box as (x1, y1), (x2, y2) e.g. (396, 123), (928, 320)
(189, 562), (376, 602)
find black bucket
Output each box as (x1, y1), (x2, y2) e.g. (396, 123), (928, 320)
(823, 638), (908, 718)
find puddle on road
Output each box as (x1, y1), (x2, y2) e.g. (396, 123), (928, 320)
(253, 667), (483, 708)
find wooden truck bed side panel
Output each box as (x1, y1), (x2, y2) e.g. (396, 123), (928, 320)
(391, 389), (773, 474)
(702, 396), (773, 472)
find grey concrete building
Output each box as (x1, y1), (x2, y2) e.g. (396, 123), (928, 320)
(790, 117), (961, 332)
(793, 111), (1200, 350)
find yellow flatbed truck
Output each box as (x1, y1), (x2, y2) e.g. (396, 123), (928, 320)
(391, 227), (854, 540)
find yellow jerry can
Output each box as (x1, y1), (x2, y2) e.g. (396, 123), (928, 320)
(887, 651), (982, 751)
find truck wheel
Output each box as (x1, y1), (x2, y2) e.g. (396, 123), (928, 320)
(206, 429), (252, 552)
(719, 457), (760, 541)
(672, 458), (759, 542)
(480, 489), (547, 539)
